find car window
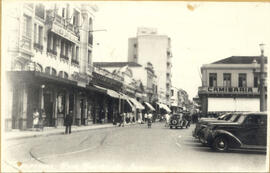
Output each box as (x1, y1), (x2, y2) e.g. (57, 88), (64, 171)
(228, 114), (239, 122)
(223, 114), (233, 121)
(244, 114), (265, 125)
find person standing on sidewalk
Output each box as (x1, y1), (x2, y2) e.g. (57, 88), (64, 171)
(65, 110), (73, 134)
(32, 108), (39, 131)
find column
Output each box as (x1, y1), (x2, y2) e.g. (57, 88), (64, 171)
(75, 91), (81, 126)
(20, 83), (28, 130)
(53, 89), (58, 127)
(201, 95), (208, 116)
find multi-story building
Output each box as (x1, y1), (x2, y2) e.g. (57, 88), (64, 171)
(198, 56), (267, 115)
(4, 2), (125, 130)
(127, 27), (172, 106)
(93, 61), (157, 107)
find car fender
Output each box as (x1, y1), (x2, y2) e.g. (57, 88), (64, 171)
(213, 129), (242, 147)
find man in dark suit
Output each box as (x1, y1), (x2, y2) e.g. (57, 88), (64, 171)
(65, 110), (73, 134)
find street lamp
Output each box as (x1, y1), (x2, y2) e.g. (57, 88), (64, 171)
(259, 43), (266, 112)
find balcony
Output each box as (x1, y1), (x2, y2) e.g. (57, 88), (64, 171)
(46, 11), (79, 42)
(47, 48), (57, 56)
(34, 43), (43, 51)
(60, 54), (69, 60)
(71, 59), (79, 65)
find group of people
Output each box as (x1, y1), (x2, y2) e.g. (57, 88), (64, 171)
(32, 108), (46, 131)
(32, 108), (73, 134)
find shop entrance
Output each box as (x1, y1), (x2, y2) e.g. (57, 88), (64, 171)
(44, 93), (53, 126)
(12, 88), (20, 129)
(80, 99), (85, 125)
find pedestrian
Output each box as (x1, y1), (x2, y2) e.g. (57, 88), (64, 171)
(39, 109), (46, 131)
(32, 108), (39, 131)
(64, 110), (73, 134)
(147, 111), (153, 128)
(118, 112), (124, 127)
(165, 113), (170, 127)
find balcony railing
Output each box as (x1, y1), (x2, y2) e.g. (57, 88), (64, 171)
(47, 48), (57, 56)
(60, 54), (69, 60)
(71, 59), (79, 65)
(34, 43), (43, 51)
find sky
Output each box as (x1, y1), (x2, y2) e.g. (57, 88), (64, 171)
(91, 1), (270, 100)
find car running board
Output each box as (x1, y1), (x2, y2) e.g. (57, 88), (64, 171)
(241, 145), (266, 150)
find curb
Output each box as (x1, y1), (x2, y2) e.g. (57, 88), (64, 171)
(5, 123), (140, 141)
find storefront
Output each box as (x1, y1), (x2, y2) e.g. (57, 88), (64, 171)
(199, 86), (267, 114)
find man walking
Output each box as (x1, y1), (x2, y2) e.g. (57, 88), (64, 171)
(65, 110), (73, 134)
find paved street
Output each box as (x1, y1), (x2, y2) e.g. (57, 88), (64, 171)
(3, 123), (267, 172)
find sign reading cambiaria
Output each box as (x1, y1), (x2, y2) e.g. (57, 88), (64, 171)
(207, 87), (265, 93)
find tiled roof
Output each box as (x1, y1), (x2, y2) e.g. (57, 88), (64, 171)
(93, 62), (142, 67)
(212, 56), (267, 64)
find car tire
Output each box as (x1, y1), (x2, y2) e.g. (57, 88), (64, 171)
(212, 136), (229, 152)
(170, 126), (172, 129)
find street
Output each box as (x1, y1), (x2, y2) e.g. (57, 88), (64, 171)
(3, 122), (267, 172)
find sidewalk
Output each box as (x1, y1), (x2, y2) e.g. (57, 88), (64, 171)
(4, 122), (140, 141)
(4, 124), (116, 141)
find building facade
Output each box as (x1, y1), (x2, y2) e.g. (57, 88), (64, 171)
(4, 2), (125, 130)
(127, 27), (172, 106)
(198, 56), (267, 115)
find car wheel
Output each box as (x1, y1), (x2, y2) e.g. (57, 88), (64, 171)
(213, 136), (229, 152)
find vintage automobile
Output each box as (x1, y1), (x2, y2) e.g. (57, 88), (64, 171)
(200, 112), (267, 152)
(192, 113), (235, 139)
(169, 114), (187, 129)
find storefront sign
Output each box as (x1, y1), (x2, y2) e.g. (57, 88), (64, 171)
(207, 87), (266, 94)
(51, 23), (78, 43)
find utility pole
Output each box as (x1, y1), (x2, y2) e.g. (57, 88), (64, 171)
(259, 43), (266, 112)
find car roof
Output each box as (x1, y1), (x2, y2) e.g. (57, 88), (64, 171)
(241, 112), (267, 116)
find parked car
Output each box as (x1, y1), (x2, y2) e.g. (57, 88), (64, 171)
(192, 112), (235, 139)
(200, 112), (267, 152)
(169, 114), (187, 129)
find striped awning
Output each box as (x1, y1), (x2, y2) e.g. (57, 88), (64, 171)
(144, 102), (155, 111)
(157, 103), (171, 113)
(94, 85), (120, 98)
(129, 98), (145, 110)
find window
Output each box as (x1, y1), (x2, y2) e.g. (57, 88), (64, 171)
(35, 4), (45, 19)
(134, 43), (137, 48)
(133, 54), (137, 59)
(88, 50), (91, 64)
(45, 67), (50, 74)
(76, 46), (79, 60)
(71, 45), (75, 60)
(223, 73), (231, 87)
(34, 24), (37, 43)
(52, 68), (57, 76)
(171, 89), (174, 96)
(22, 15), (31, 38)
(73, 10), (79, 26)
(254, 74), (259, 87)
(62, 8), (65, 18)
(61, 40), (65, 56)
(64, 72), (68, 79)
(209, 73), (217, 87)
(38, 26), (43, 45)
(238, 73), (247, 87)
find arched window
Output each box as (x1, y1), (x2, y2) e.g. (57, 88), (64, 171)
(58, 71), (63, 78)
(45, 67), (50, 74)
(36, 63), (43, 72)
(51, 68), (57, 76)
(64, 72), (68, 79)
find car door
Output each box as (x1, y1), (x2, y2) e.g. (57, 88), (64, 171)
(237, 115), (260, 145)
(256, 115), (267, 146)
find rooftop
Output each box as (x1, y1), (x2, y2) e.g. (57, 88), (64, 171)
(212, 56), (267, 64)
(94, 62), (142, 68)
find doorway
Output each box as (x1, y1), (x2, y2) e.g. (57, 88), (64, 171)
(44, 93), (53, 126)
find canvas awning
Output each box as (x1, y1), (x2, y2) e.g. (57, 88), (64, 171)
(128, 97), (145, 110)
(144, 102), (155, 111)
(94, 85), (120, 98)
(157, 103), (171, 113)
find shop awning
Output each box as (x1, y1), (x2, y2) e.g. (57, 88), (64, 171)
(144, 102), (155, 111)
(157, 103), (171, 113)
(94, 85), (120, 99)
(128, 98), (145, 110)
(120, 93), (136, 111)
